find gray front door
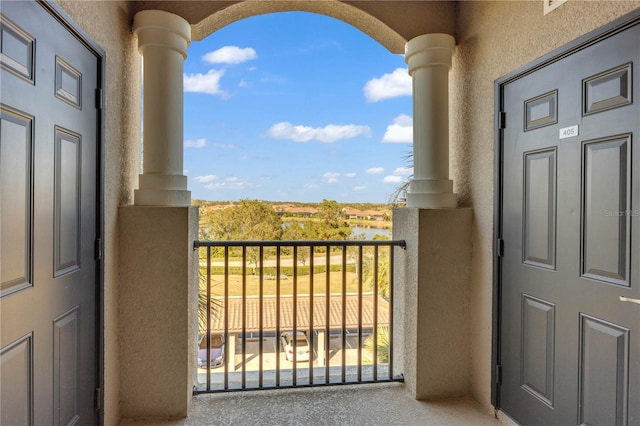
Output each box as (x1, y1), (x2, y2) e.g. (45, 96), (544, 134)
(499, 20), (640, 425)
(1, 2), (100, 424)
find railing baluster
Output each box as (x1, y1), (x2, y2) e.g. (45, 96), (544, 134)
(309, 244), (314, 385)
(357, 245), (363, 382)
(325, 246), (330, 384)
(373, 245), (378, 382)
(341, 245), (346, 384)
(276, 247), (281, 387)
(259, 245), (264, 389)
(241, 245), (247, 389)
(224, 246), (229, 390)
(292, 245), (298, 384)
(388, 245), (394, 381)
(206, 246), (211, 391)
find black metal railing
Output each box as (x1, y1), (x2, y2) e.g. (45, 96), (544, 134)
(193, 239), (405, 394)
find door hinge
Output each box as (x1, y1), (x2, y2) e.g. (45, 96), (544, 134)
(95, 88), (103, 109)
(95, 238), (102, 261)
(94, 387), (102, 411)
(495, 365), (502, 384)
(497, 239), (504, 257)
(499, 111), (506, 129)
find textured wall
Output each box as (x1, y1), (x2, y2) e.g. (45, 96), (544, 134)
(450, 0), (640, 412)
(393, 208), (473, 399)
(132, 0), (456, 53)
(118, 206), (198, 420)
(54, 2), (141, 425)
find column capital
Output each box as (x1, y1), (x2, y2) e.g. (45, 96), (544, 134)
(405, 33), (455, 74)
(134, 10), (191, 58)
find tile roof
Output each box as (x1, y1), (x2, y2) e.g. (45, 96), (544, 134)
(208, 293), (389, 334)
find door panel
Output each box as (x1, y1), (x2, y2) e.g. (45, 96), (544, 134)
(499, 20), (639, 425)
(0, 2), (99, 425)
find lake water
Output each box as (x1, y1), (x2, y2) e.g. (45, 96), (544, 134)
(350, 226), (392, 240)
(282, 222), (391, 240)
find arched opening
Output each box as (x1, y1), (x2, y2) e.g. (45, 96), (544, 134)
(186, 11), (412, 391)
(184, 11), (413, 205)
(188, 1), (407, 53)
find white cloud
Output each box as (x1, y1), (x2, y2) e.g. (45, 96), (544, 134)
(383, 175), (403, 183)
(354, 185), (367, 191)
(194, 174), (218, 183)
(323, 172), (340, 183)
(266, 122), (371, 143)
(203, 46), (257, 64)
(204, 178), (254, 190)
(185, 138), (207, 148)
(366, 167), (384, 175)
(304, 184), (319, 189)
(238, 79), (250, 88)
(382, 114), (413, 143)
(364, 68), (411, 102)
(394, 166), (413, 176)
(213, 142), (236, 149)
(184, 69), (226, 95)
(345, 172), (357, 178)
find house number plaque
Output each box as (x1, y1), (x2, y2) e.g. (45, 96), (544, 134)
(559, 125), (579, 139)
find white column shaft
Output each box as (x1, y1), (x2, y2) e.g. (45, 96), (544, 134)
(133, 10), (191, 206)
(412, 67), (449, 180)
(405, 34), (456, 208)
(142, 46), (184, 176)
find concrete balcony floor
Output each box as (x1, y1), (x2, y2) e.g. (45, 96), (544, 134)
(121, 382), (502, 425)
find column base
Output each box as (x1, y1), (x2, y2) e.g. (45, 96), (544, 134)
(407, 178), (456, 208)
(134, 188), (191, 206)
(406, 192), (457, 208)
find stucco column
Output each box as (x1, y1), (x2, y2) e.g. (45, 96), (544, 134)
(133, 10), (191, 206)
(405, 34), (456, 208)
(393, 208), (472, 399)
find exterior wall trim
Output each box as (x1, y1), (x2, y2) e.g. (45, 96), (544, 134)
(491, 7), (640, 409)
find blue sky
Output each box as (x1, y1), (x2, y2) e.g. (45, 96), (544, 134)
(183, 12), (413, 203)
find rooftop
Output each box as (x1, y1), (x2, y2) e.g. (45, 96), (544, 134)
(208, 294), (389, 333)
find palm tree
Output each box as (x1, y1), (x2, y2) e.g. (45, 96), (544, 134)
(364, 326), (390, 363)
(362, 245), (391, 299)
(198, 266), (222, 337)
(389, 151), (413, 205)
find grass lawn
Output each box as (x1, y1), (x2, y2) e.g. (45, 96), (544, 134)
(201, 271), (369, 297)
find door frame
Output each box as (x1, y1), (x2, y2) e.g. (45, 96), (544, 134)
(492, 8), (640, 409)
(34, 0), (106, 420)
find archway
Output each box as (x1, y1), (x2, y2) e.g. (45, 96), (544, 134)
(183, 11), (413, 204)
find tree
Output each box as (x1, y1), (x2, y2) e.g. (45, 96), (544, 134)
(204, 199), (283, 272)
(282, 221), (310, 266)
(311, 199), (352, 241)
(364, 326), (390, 363)
(389, 152), (412, 205)
(362, 245), (391, 298)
